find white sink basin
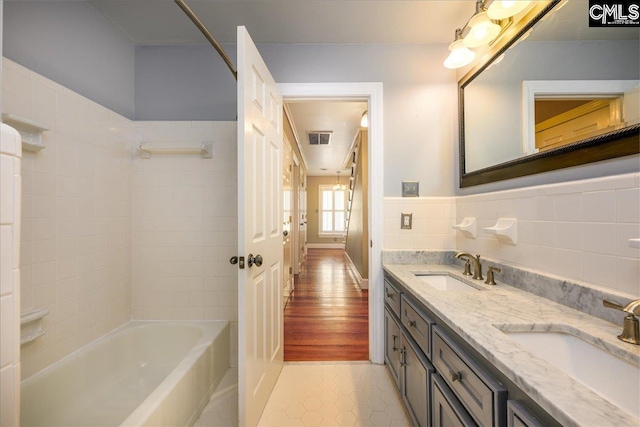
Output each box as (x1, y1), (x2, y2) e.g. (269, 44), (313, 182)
(503, 330), (640, 419)
(413, 274), (478, 292)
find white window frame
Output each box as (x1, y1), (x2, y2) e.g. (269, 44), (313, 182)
(318, 185), (347, 237)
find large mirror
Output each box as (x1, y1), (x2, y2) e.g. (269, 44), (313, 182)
(460, 0), (640, 187)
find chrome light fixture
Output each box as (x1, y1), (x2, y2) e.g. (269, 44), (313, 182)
(360, 110), (369, 128)
(443, 0), (532, 69)
(444, 29), (476, 69)
(487, 0), (532, 20)
(463, 1), (502, 48)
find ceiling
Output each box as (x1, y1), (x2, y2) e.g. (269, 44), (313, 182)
(286, 101), (367, 176)
(89, 1), (473, 45)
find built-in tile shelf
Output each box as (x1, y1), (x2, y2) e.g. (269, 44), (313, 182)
(21, 309), (49, 346)
(484, 218), (517, 245)
(1, 113), (49, 152)
(630, 238), (640, 248)
(452, 217), (477, 238)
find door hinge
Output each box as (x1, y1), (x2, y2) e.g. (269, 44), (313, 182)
(370, 240), (373, 248)
(289, 267), (293, 275)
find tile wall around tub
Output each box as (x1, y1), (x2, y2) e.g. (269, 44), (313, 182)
(131, 121), (238, 366)
(456, 172), (640, 297)
(383, 197), (457, 251)
(1, 124), (22, 427)
(3, 58), (134, 379)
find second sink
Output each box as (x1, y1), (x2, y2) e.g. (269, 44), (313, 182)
(413, 274), (479, 292)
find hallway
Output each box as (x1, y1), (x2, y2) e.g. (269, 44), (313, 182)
(284, 249), (369, 361)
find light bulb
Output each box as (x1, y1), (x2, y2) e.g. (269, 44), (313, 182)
(463, 12), (501, 48)
(444, 39), (476, 69)
(487, 0), (531, 20)
(360, 110), (369, 128)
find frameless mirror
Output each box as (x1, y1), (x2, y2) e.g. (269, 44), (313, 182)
(460, 0), (640, 187)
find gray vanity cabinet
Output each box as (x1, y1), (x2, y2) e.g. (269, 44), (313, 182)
(432, 373), (478, 427)
(507, 401), (545, 427)
(384, 278), (401, 317)
(401, 329), (435, 427)
(432, 327), (507, 427)
(385, 307), (402, 388)
(401, 294), (434, 359)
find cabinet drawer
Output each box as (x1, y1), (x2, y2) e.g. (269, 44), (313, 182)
(384, 279), (401, 317)
(384, 307), (402, 389)
(401, 330), (435, 427)
(432, 327), (507, 427)
(507, 401), (545, 427)
(401, 294), (434, 358)
(432, 373), (477, 427)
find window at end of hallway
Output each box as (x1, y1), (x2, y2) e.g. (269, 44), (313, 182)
(318, 185), (346, 237)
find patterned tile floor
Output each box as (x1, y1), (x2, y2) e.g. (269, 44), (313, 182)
(196, 363), (410, 427)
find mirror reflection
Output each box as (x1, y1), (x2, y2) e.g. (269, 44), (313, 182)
(462, 0), (640, 174)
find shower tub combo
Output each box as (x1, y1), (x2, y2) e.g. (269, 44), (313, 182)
(21, 321), (230, 427)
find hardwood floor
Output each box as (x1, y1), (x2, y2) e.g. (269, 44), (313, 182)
(284, 248), (369, 361)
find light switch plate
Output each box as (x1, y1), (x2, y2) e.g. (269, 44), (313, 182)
(402, 181), (419, 197)
(401, 213), (413, 229)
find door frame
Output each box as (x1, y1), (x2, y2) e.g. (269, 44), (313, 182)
(278, 82), (384, 364)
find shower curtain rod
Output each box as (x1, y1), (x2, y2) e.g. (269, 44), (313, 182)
(174, 0), (238, 80)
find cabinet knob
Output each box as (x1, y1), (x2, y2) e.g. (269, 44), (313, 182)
(449, 370), (462, 382)
(385, 291), (394, 299)
(409, 320), (417, 327)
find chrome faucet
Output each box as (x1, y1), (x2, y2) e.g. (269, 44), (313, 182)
(603, 299), (640, 345)
(455, 252), (483, 280)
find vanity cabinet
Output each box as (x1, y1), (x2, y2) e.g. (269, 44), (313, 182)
(507, 401), (545, 427)
(401, 329), (435, 427)
(401, 294), (434, 358)
(385, 307), (402, 388)
(432, 327), (506, 427)
(384, 278), (401, 317)
(432, 373), (477, 427)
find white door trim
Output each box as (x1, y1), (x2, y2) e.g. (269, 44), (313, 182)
(278, 82), (384, 364)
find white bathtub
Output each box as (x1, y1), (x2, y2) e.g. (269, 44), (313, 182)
(21, 321), (230, 427)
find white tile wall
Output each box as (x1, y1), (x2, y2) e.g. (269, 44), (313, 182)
(456, 173), (640, 297)
(131, 121), (238, 366)
(0, 123), (22, 427)
(383, 197), (456, 250)
(3, 58), (133, 379)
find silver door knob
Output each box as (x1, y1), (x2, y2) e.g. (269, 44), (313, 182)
(247, 254), (263, 268)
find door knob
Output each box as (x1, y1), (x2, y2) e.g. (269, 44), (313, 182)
(229, 256), (238, 265)
(283, 230), (289, 237)
(247, 254), (263, 268)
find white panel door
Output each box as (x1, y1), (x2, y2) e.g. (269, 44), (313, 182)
(237, 26), (284, 427)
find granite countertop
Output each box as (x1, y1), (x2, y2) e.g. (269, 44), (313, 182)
(383, 263), (640, 427)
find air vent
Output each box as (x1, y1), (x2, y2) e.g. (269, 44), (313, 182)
(308, 131), (332, 145)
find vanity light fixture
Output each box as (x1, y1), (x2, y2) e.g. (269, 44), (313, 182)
(463, 1), (502, 48)
(360, 110), (369, 128)
(486, 0), (532, 20)
(444, 28), (476, 69)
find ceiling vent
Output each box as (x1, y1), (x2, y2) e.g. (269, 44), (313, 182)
(308, 131), (332, 145)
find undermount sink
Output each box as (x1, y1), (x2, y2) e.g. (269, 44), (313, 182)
(413, 274), (478, 292)
(502, 329), (640, 419)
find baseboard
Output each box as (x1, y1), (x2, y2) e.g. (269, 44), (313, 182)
(344, 251), (369, 290)
(307, 243), (346, 249)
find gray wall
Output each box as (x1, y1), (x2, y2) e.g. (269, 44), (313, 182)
(134, 43), (459, 197)
(3, 1), (135, 118)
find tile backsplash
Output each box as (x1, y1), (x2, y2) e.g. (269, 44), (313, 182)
(385, 173), (640, 298)
(456, 173), (640, 297)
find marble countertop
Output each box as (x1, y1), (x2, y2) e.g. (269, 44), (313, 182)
(383, 263), (640, 427)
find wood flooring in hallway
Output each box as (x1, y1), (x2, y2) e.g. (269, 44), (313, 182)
(284, 248), (369, 361)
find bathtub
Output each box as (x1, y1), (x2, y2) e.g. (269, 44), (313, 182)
(21, 321), (230, 427)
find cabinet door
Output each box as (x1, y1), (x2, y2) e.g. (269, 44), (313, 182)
(384, 308), (402, 388)
(432, 374), (478, 427)
(507, 401), (545, 427)
(401, 331), (434, 427)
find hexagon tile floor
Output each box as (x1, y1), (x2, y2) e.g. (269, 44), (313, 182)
(195, 363), (411, 427)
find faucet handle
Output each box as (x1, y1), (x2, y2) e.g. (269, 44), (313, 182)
(603, 299), (625, 312)
(462, 260), (472, 276)
(485, 266), (501, 285)
(604, 299), (640, 315)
